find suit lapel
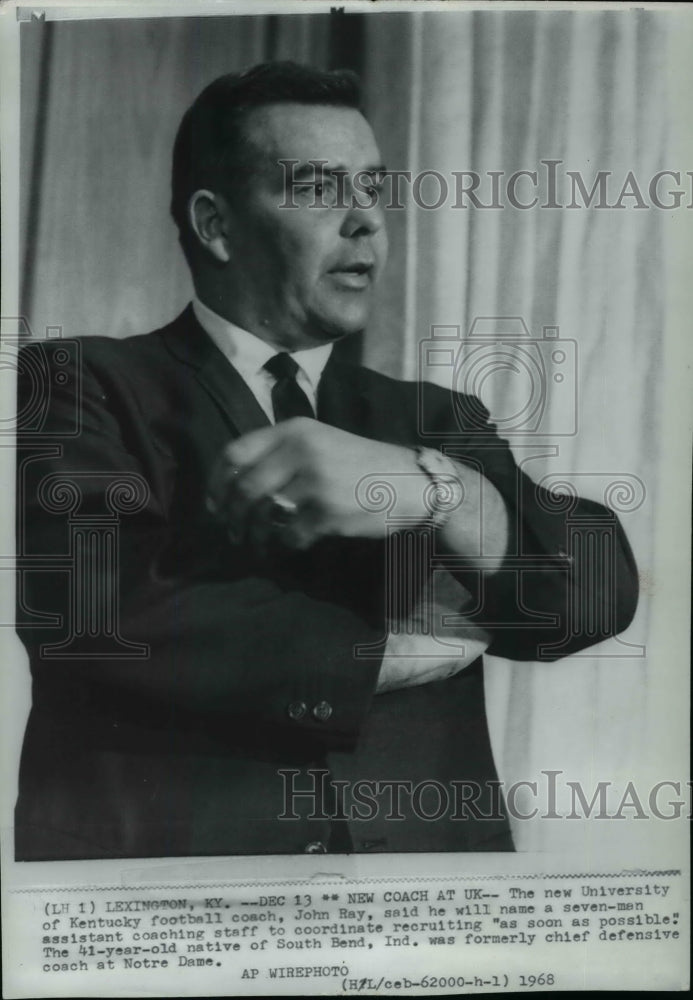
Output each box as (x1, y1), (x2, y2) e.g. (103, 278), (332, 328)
(317, 353), (411, 445)
(317, 359), (366, 433)
(160, 307), (409, 446)
(161, 305), (271, 438)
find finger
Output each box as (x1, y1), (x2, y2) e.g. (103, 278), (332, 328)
(208, 417), (312, 512)
(245, 494), (281, 557)
(222, 448), (300, 530)
(209, 416), (320, 520)
(246, 484), (306, 556)
(224, 424), (285, 471)
(207, 431), (284, 516)
(271, 497), (326, 551)
(226, 416), (318, 470)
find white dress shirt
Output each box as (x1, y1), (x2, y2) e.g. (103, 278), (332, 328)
(192, 297), (490, 691)
(193, 296), (332, 420)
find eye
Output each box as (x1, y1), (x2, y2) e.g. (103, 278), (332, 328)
(294, 182), (328, 197)
(292, 178), (341, 207)
(305, 179), (338, 207)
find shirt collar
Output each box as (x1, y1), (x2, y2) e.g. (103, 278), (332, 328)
(192, 297), (333, 391)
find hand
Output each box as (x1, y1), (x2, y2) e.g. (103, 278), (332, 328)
(207, 417), (430, 549)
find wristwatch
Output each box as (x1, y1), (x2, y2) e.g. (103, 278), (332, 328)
(413, 446), (464, 529)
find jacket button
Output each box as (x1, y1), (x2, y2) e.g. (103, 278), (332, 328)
(304, 841), (327, 854)
(287, 701), (307, 721)
(312, 700), (333, 722)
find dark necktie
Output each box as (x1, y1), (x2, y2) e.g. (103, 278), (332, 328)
(264, 352), (314, 422)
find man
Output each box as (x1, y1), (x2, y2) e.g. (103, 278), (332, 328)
(15, 62), (638, 860)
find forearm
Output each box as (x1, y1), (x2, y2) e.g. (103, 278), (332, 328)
(444, 469), (640, 661)
(410, 389), (639, 661)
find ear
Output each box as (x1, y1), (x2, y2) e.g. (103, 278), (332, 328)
(188, 190), (231, 263)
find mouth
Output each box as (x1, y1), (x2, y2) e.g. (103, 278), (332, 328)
(328, 262), (375, 290)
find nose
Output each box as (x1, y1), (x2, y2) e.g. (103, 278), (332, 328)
(340, 193), (386, 240)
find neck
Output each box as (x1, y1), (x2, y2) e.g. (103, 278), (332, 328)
(193, 286), (346, 353)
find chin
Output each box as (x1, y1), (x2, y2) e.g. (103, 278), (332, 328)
(331, 306), (373, 336)
(322, 322), (366, 344)
(309, 291), (373, 338)
(306, 311), (369, 345)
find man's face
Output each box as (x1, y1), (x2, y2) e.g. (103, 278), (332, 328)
(214, 102), (388, 349)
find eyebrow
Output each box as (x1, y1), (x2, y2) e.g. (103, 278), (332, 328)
(288, 162), (388, 181)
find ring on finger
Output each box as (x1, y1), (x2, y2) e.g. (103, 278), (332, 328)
(268, 493), (299, 526)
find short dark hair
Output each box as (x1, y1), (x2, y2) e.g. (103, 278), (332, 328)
(170, 61), (362, 245)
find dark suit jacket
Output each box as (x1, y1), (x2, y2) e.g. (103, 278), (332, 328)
(14, 307), (639, 859)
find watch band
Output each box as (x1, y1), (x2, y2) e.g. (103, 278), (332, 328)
(413, 446), (464, 529)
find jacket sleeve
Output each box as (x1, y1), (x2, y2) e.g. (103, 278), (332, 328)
(426, 391), (640, 661)
(16, 340), (382, 752)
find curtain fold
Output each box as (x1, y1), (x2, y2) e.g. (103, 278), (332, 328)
(361, 10), (673, 852)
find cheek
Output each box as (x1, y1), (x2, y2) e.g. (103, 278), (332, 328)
(267, 231), (320, 287)
(280, 218), (335, 273)
(249, 207), (337, 296)
(283, 244), (332, 299)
